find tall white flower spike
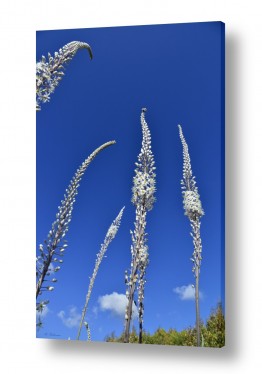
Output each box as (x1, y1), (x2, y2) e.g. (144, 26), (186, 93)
(36, 140), (116, 304)
(178, 124), (204, 347)
(77, 207), (125, 340)
(36, 41), (93, 110)
(124, 108), (156, 343)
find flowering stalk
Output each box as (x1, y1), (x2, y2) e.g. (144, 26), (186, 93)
(36, 140), (116, 307)
(178, 125), (204, 347)
(77, 207), (125, 340)
(124, 108), (156, 343)
(36, 41), (93, 110)
(83, 322), (91, 341)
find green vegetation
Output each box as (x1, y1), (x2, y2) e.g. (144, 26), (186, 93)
(106, 303), (225, 348)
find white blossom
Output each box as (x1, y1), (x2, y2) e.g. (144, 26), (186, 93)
(183, 190), (204, 218)
(36, 41), (93, 110)
(36, 300), (49, 313)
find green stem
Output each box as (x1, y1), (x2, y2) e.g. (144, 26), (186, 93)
(138, 299), (143, 344)
(124, 265), (138, 343)
(195, 266), (200, 346)
(124, 203), (146, 343)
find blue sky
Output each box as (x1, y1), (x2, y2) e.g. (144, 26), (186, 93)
(36, 22), (225, 342)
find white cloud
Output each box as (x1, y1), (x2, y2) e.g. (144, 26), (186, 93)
(57, 306), (81, 328)
(173, 284), (203, 300)
(98, 292), (138, 319)
(92, 306), (98, 317)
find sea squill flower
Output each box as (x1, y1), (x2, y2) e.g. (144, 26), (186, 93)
(36, 41), (93, 110)
(124, 108), (156, 343)
(36, 140), (116, 308)
(77, 207), (125, 340)
(178, 124), (204, 347)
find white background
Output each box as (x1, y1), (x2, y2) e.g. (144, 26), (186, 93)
(0, 0), (261, 372)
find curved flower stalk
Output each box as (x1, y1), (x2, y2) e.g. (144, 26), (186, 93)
(124, 108), (156, 343)
(36, 41), (93, 110)
(36, 140), (116, 307)
(178, 124), (204, 347)
(77, 207), (125, 340)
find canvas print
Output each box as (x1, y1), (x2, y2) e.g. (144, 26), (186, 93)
(36, 22), (225, 347)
